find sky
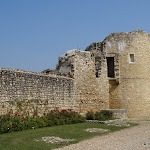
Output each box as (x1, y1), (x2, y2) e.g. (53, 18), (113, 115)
(1, 0), (150, 72)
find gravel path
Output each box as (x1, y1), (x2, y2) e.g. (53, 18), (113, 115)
(54, 121), (150, 150)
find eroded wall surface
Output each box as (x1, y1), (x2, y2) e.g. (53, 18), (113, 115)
(58, 50), (109, 115)
(0, 49), (109, 116)
(1, 30), (150, 118)
(0, 69), (75, 115)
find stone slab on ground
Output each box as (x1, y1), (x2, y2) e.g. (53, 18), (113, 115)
(85, 128), (110, 133)
(36, 136), (75, 144)
(86, 118), (127, 124)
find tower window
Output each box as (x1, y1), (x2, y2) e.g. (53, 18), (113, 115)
(129, 54), (135, 63)
(107, 57), (115, 78)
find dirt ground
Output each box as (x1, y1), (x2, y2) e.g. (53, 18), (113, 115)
(54, 120), (150, 150)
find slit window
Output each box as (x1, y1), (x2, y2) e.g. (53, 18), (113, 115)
(129, 54), (135, 63)
(95, 57), (101, 78)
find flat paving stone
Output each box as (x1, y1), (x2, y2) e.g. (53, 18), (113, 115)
(36, 136), (75, 144)
(85, 128), (110, 133)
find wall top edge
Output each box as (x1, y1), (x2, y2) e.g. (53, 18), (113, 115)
(0, 68), (73, 80)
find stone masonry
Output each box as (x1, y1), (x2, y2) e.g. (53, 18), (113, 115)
(0, 69), (75, 115)
(0, 30), (150, 118)
(86, 30), (150, 118)
(0, 50), (109, 116)
(57, 50), (109, 114)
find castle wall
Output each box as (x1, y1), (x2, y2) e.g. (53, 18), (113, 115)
(0, 69), (76, 116)
(0, 50), (109, 116)
(1, 30), (150, 119)
(74, 51), (109, 114)
(58, 50), (109, 115)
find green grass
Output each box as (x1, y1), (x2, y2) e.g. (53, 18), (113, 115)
(0, 122), (137, 150)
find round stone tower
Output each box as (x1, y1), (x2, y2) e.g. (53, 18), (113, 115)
(106, 30), (150, 118)
(86, 30), (150, 118)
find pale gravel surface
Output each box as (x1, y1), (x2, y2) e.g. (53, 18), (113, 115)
(54, 121), (150, 150)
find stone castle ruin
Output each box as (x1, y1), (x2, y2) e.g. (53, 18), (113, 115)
(1, 30), (150, 118)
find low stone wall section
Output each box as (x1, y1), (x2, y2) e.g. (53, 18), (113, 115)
(0, 69), (76, 116)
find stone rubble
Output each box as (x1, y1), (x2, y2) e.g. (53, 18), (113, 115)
(85, 128), (110, 133)
(86, 118), (127, 124)
(107, 123), (130, 127)
(36, 136), (75, 144)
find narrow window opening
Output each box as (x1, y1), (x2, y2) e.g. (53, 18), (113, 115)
(95, 57), (101, 78)
(129, 54), (135, 63)
(95, 72), (99, 78)
(107, 57), (115, 78)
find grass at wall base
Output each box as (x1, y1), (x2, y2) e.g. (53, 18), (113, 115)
(0, 109), (137, 150)
(0, 109), (85, 134)
(0, 122), (137, 150)
(0, 110), (114, 134)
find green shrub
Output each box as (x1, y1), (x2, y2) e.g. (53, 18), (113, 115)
(95, 112), (106, 121)
(86, 111), (95, 120)
(100, 110), (114, 120)
(0, 109), (85, 134)
(0, 121), (12, 133)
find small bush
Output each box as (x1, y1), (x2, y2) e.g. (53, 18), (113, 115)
(86, 111), (95, 120)
(86, 110), (114, 121)
(99, 110), (114, 120)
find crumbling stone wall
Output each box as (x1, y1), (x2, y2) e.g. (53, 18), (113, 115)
(85, 41), (119, 82)
(58, 50), (109, 115)
(0, 50), (109, 116)
(1, 30), (150, 119)
(41, 69), (59, 75)
(0, 69), (75, 116)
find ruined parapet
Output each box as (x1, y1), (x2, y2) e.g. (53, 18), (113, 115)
(57, 49), (109, 114)
(41, 69), (59, 75)
(85, 41), (119, 83)
(0, 49), (109, 116)
(85, 42), (107, 80)
(56, 49), (77, 78)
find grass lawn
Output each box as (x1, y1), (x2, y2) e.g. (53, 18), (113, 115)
(0, 122), (137, 150)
